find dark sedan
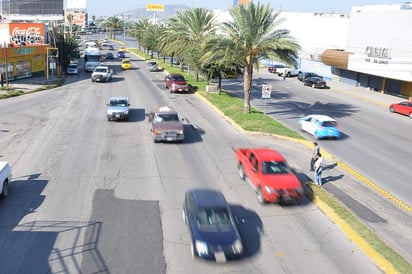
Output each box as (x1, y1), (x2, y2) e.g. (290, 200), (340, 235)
(303, 76), (327, 88)
(117, 51), (125, 58)
(389, 101), (412, 118)
(183, 189), (243, 262)
(105, 52), (114, 60)
(298, 72), (321, 81)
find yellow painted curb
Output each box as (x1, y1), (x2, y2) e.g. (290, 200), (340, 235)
(337, 161), (412, 214)
(314, 196), (398, 273)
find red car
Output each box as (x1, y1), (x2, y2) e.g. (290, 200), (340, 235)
(236, 148), (304, 205)
(389, 101), (412, 118)
(165, 73), (189, 93)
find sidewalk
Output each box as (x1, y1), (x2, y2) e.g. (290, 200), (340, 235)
(0, 75), (62, 95)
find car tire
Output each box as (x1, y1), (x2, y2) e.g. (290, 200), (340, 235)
(169, 88), (173, 93)
(312, 84), (316, 88)
(389, 107), (395, 112)
(314, 133), (319, 140)
(237, 163), (245, 180)
(1, 180), (8, 198)
(409, 112), (412, 119)
(257, 187), (267, 204)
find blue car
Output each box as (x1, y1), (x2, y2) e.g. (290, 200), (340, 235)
(183, 189), (243, 262)
(299, 114), (340, 139)
(117, 51), (125, 58)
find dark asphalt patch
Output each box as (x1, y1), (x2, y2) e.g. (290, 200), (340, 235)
(81, 189), (166, 274)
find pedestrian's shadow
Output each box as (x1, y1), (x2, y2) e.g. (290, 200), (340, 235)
(324, 162), (337, 171)
(322, 174), (344, 184)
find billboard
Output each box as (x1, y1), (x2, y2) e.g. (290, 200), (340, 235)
(9, 23), (45, 47)
(65, 10), (86, 27)
(1, 0), (63, 15)
(146, 4), (165, 12)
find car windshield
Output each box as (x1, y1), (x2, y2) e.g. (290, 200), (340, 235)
(321, 121), (337, 127)
(109, 99), (128, 107)
(149, 62), (157, 66)
(262, 161), (291, 174)
(171, 75), (185, 81)
(122, 61), (130, 64)
(155, 113), (179, 122)
(95, 68), (106, 73)
(68, 64), (77, 68)
(196, 207), (232, 229)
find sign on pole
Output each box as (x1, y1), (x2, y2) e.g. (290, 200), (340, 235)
(262, 85), (271, 99)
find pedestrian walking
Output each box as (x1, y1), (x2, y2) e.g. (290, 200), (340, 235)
(310, 142), (320, 171)
(314, 153), (324, 186)
(283, 68), (287, 80)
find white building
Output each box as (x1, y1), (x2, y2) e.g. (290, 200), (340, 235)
(322, 3), (412, 98)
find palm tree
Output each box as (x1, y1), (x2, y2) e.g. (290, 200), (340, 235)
(159, 8), (216, 81)
(66, 14), (73, 36)
(103, 16), (124, 40)
(129, 18), (151, 51)
(216, 2), (301, 113)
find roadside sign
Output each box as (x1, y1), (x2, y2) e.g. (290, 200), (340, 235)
(262, 85), (271, 99)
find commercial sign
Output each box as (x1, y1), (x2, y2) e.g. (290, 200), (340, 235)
(146, 4), (165, 11)
(9, 23), (45, 47)
(233, 0), (251, 6)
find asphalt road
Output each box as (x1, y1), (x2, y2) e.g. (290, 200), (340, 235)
(0, 49), (384, 273)
(221, 71), (412, 207)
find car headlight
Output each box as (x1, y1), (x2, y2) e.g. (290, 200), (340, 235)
(195, 240), (208, 255)
(264, 186), (276, 194)
(178, 130), (183, 135)
(232, 239), (243, 254)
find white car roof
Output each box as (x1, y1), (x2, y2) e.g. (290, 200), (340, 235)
(305, 114), (336, 122)
(109, 97), (128, 101)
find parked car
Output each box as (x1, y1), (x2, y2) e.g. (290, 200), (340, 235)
(236, 148), (304, 205)
(66, 63), (78, 75)
(389, 101), (412, 118)
(117, 51), (126, 58)
(303, 76), (327, 88)
(108, 45), (114, 50)
(165, 73), (189, 93)
(268, 64), (286, 73)
(298, 72), (321, 81)
(147, 61), (159, 72)
(106, 97), (130, 121)
(183, 189), (243, 262)
(299, 114), (340, 139)
(149, 106), (184, 142)
(105, 52), (114, 59)
(121, 59), (132, 70)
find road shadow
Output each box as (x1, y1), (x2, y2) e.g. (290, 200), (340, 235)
(229, 204), (263, 260)
(127, 108), (146, 122)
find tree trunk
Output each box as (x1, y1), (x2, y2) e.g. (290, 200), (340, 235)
(243, 64), (253, 113)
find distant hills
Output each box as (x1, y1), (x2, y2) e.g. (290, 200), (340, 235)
(114, 4), (192, 23)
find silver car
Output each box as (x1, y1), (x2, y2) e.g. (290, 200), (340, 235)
(107, 97), (130, 121)
(147, 61), (159, 72)
(66, 63), (78, 75)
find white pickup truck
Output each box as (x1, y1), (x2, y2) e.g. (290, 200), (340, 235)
(0, 161), (11, 198)
(277, 67), (302, 77)
(91, 66), (113, 82)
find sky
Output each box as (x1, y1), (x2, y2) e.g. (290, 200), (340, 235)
(86, 0), (403, 17)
